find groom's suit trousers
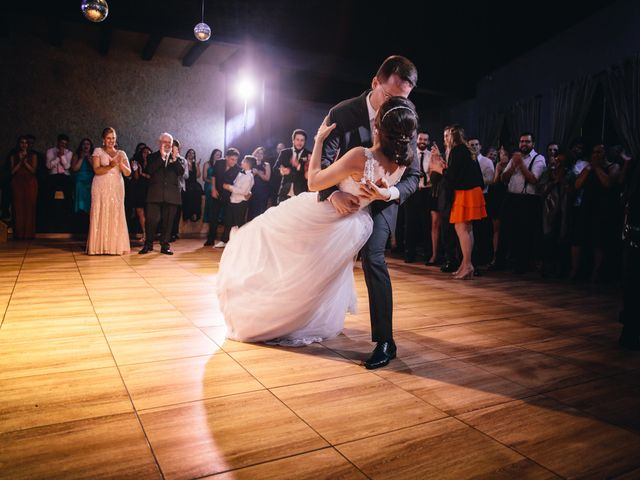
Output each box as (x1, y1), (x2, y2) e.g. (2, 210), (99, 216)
(361, 211), (393, 342)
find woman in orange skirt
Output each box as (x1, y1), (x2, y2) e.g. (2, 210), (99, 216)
(430, 124), (486, 279)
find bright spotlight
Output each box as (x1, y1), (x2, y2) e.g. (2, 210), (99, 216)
(237, 78), (255, 100)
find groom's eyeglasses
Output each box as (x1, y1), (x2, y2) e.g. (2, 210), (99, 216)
(379, 84), (393, 100)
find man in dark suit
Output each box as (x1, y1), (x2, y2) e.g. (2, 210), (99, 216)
(275, 129), (311, 204)
(139, 132), (185, 255)
(320, 55), (420, 369)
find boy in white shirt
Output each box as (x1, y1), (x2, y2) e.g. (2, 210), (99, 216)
(216, 155), (256, 247)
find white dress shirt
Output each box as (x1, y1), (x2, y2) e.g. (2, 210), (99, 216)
(46, 147), (72, 175)
(417, 148), (432, 189)
(506, 149), (546, 195)
(477, 154), (495, 193)
(229, 170), (255, 204)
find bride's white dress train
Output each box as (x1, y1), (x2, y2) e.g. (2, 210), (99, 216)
(216, 148), (405, 345)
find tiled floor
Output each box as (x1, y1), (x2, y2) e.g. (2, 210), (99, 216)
(0, 238), (638, 479)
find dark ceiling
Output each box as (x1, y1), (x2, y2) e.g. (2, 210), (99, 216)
(3, 0), (619, 108)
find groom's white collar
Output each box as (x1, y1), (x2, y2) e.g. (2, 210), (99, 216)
(366, 93), (376, 126)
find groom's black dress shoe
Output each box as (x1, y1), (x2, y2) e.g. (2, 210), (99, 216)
(160, 247), (174, 255)
(364, 341), (397, 369)
(138, 246), (152, 254)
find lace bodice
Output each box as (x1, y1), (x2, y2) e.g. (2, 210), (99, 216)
(338, 148), (405, 209)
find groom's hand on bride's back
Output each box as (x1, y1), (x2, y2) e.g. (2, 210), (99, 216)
(329, 191), (360, 215)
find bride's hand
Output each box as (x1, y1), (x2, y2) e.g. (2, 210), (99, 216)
(315, 116), (337, 143)
(359, 179), (391, 201)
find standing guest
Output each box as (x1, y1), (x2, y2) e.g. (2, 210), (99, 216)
(501, 132), (546, 273)
(125, 143), (148, 228)
(170, 139), (188, 242)
(25, 134), (47, 230)
(139, 132), (185, 255)
(468, 137), (495, 267)
(276, 130), (311, 204)
(487, 146), (510, 270)
(182, 149), (203, 222)
(247, 146), (271, 220)
(430, 125), (486, 279)
(45, 134), (74, 227)
(540, 150), (574, 277)
(203, 148), (222, 226)
(204, 148), (241, 247)
(1, 138), (18, 221)
(268, 142), (286, 207)
(86, 127), (131, 255)
(9, 136), (38, 239)
(221, 155), (256, 243)
(71, 138), (95, 215)
(130, 145), (152, 243)
(568, 137), (590, 279)
(430, 141), (459, 274)
(404, 130), (433, 263)
(577, 144), (620, 282)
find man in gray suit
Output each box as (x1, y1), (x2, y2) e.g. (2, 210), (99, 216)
(320, 55), (420, 369)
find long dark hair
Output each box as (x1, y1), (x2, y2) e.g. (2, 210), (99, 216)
(75, 138), (95, 158)
(209, 148), (222, 167)
(375, 96), (418, 166)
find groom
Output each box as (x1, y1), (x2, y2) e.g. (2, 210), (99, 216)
(320, 55), (420, 369)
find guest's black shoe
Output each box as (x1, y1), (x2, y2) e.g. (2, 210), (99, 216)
(204, 240), (214, 246)
(138, 246), (152, 254)
(440, 262), (458, 273)
(364, 341), (397, 369)
(170, 235), (177, 243)
(160, 247), (174, 255)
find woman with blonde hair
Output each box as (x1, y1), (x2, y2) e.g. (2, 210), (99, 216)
(86, 127), (131, 255)
(430, 124), (486, 279)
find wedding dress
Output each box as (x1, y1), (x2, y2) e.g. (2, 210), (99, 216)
(217, 148), (405, 345)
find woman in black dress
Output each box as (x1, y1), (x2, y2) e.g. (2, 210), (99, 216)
(130, 146), (151, 243)
(182, 148), (203, 222)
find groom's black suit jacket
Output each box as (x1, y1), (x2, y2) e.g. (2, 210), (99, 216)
(145, 151), (186, 206)
(319, 90), (420, 231)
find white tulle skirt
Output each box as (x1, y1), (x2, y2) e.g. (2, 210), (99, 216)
(216, 192), (373, 345)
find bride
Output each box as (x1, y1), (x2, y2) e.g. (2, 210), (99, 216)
(217, 96), (418, 345)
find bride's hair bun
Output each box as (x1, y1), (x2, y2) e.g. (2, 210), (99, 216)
(376, 97), (418, 167)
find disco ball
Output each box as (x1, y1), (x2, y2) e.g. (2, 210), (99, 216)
(194, 22), (212, 41)
(81, 0), (109, 23)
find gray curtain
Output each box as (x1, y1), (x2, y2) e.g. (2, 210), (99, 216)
(505, 96), (541, 147)
(549, 76), (597, 147)
(603, 54), (640, 162)
(478, 111), (505, 149)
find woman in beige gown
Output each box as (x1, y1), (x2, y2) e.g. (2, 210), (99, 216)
(86, 127), (131, 255)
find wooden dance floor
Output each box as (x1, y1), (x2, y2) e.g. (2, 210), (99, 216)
(1, 238), (639, 479)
